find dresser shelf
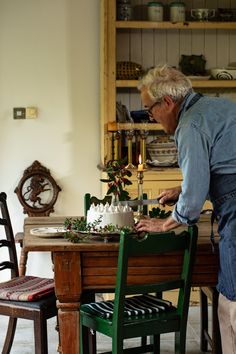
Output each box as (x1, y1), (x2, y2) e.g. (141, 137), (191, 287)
(116, 21), (236, 30)
(107, 122), (162, 132)
(116, 79), (236, 89)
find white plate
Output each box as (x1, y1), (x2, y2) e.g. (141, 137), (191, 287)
(187, 75), (211, 80)
(146, 159), (178, 167)
(210, 68), (236, 80)
(30, 227), (66, 238)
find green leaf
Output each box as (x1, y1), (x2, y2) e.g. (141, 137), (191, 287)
(123, 179), (132, 186)
(107, 185), (117, 195)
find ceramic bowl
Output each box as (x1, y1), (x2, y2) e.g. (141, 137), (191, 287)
(147, 138), (178, 165)
(210, 68), (236, 80)
(191, 8), (216, 21)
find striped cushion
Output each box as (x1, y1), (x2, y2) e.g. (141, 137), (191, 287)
(0, 276), (54, 301)
(82, 294), (172, 319)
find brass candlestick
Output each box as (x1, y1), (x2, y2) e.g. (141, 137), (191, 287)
(125, 129), (135, 169)
(137, 170), (144, 218)
(114, 130), (121, 160)
(139, 127), (149, 169)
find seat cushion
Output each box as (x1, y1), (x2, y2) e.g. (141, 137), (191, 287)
(0, 293), (56, 310)
(0, 276), (54, 301)
(81, 294), (172, 319)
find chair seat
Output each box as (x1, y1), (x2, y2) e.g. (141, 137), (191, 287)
(0, 276), (54, 301)
(0, 293), (56, 310)
(81, 299), (180, 341)
(82, 310), (180, 341)
(81, 294), (173, 319)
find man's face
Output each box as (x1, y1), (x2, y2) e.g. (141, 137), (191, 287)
(141, 88), (180, 135)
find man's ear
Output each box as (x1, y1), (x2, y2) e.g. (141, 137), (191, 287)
(163, 96), (176, 111)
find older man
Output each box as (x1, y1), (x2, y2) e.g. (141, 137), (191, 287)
(136, 65), (236, 354)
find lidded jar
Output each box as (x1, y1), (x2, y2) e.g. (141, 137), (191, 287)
(147, 2), (164, 22)
(117, 0), (133, 20)
(170, 2), (186, 22)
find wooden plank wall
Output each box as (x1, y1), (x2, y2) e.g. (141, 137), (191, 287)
(116, 0), (236, 110)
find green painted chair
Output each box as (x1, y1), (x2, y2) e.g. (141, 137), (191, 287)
(84, 193), (112, 216)
(83, 192), (147, 352)
(80, 225), (198, 354)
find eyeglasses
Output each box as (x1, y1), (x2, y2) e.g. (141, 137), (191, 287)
(146, 100), (162, 117)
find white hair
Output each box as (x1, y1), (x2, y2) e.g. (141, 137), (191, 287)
(138, 64), (193, 102)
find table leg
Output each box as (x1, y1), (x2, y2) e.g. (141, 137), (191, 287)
(53, 251), (82, 354)
(57, 300), (80, 354)
(19, 248), (28, 276)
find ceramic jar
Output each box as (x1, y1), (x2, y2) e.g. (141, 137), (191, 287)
(170, 2), (186, 22)
(147, 2), (164, 22)
(117, 0), (133, 20)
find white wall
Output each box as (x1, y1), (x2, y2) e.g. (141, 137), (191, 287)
(0, 0), (101, 278)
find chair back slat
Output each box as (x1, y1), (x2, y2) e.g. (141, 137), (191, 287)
(0, 261), (15, 271)
(126, 279), (184, 296)
(0, 239), (11, 248)
(127, 231), (189, 256)
(84, 193), (112, 216)
(113, 226), (198, 325)
(0, 192), (19, 278)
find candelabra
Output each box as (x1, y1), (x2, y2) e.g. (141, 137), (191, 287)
(139, 123), (149, 169)
(125, 126), (135, 169)
(114, 130), (121, 161)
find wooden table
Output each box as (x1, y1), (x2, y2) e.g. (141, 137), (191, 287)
(23, 215), (219, 354)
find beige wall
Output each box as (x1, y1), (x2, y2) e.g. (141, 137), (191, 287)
(0, 0), (101, 277)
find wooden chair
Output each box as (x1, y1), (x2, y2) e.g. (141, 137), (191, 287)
(0, 192), (57, 354)
(83, 192), (149, 352)
(200, 286), (222, 354)
(80, 225), (198, 354)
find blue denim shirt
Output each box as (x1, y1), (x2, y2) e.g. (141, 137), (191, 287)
(172, 93), (236, 225)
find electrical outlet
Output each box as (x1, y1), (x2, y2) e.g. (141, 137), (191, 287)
(26, 107), (37, 119)
(13, 107), (26, 119)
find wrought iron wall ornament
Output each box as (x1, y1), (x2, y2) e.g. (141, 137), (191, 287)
(14, 160), (61, 216)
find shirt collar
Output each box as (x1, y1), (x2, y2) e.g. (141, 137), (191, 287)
(177, 91), (196, 120)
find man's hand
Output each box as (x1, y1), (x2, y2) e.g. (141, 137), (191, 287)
(158, 186), (181, 206)
(135, 216), (182, 233)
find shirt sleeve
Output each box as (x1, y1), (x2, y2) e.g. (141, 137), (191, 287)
(172, 117), (211, 225)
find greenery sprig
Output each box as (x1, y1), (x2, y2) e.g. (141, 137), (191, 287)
(100, 159), (132, 201)
(64, 217), (134, 243)
(149, 207), (171, 219)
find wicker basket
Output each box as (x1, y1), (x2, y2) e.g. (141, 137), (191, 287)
(116, 61), (143, 80)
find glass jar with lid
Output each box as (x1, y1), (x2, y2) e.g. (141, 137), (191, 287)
(170, 2), (186, 22)
(147, 2), (164, 22)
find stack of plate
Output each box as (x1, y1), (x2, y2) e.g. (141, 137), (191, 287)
(210, 63), (236, 80)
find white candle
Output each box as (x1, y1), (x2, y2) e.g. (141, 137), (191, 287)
(138, 154), (144, 172)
